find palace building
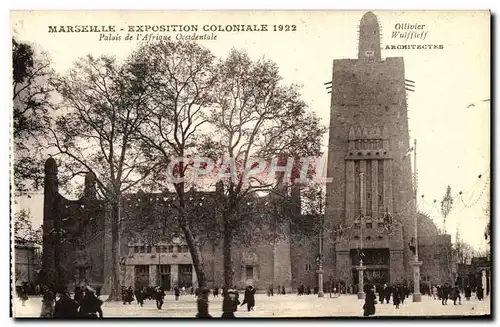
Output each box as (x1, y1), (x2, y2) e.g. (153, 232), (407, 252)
(40, 12), (454, 293)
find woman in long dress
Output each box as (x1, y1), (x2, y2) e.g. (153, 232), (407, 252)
(40, 289), (55, 318)
(363, 284), (377, 317)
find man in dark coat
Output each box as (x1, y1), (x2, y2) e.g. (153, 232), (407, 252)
(392, 285), (401, 309)
(154, 287), (165, 309)
(174, 286), (181, 300)
(441, 283), (450, 305)
(54, 290), (79, 318)
(363, 285), (376, 317)
(399, 285), (406, 305)
(241, 285), (256, 312)
(379, 284), (388, 304)
(196, 287), (212, 318)
(385, 285), (391, 304)
(213, 287), (219, 298)
(123, 286), (134, 305)
(451, 284), (462, 305)
(221, 289), (240, 318)
(78, 286), (103, 318)
(135, 288), (145, 307)
(476, 286), (484, 301)
(464, 285), (472, 301)
(74, 286), (83, 304)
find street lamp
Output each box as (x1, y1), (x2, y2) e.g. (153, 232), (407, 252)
(357, 172), (366, 300)
(317, 189), (325, 298)
(411, 139), (423, 302)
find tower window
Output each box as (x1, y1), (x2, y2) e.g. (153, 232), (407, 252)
(305, 263), (312, 271)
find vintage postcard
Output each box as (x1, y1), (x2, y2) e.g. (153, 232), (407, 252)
(11, 10), (490, 318)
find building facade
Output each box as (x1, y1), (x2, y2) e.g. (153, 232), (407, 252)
(14, 239), (40, 284)
(42, 157), (299, 292)
(41, 11), (454, 293)
(324, 11), (453, 287)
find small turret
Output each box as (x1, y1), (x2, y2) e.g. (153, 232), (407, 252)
(83, 172), (97, 199)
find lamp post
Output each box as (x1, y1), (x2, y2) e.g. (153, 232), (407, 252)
(357, 172), (366, 300)
(411, 139), (423, 302)
(317, 189), (324, 298)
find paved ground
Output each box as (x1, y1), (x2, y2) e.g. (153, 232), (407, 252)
(13, 293), (490, 318)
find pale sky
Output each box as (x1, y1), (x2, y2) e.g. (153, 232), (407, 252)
(11, 10), (490, 251)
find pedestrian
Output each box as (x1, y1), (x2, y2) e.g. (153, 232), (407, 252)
(385, 285), (391, 304)
(399, 285), (406, 305)
(450, 284), (462, 305)
(154, 286), (165, 309)
(379, 284), (388, 304)
(464, 285), (471, 301)
(40, 288), (55, 317)
(281, 285), (286, 295)
(441, 283), (450, 305)
(191, 286), (194, 296)
(363, 284), (376, 317)
(196, 287), (212, 318)
(392, 285), (401, 309)
(54, 289), (79, 318)
(135, 288), (145, 307)
(78, 286), (103, 318)
(221, 289), (240, 318)
(432, 286), (437, 300)
(476, 286), (484, 301)
(74, 286), (83, 303)
(123, 286), (134, 305)
(16, 281), (29, 306)
(213, 287), (219, 298)
(241, 285), (256, 312)
(95, 286), (101, 298)
(277, 285), (281, 295)
(174, 286), (181, 301)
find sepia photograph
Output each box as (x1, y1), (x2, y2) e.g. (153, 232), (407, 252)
(10, 10), (491, 318)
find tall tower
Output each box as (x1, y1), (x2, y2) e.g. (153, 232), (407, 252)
(325, 12), (414, 286)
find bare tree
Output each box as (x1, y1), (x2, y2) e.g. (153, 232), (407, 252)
(132, 40), (217, 288)
(207, 49), (325, 288)
(47, 54), (156, 300)
(12, 38), (54, 195)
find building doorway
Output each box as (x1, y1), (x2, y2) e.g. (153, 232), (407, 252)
(158, 265), (171, 291)
(178, 264), (193, 288)
(134, 265), (150, 290)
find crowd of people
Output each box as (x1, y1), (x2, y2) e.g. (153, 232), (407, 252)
(16, 280), (488, 318)
(28, 285), (104, 318)
(362, 282), (487, 317)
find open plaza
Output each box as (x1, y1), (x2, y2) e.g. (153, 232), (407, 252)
(14, 293), (490, 318)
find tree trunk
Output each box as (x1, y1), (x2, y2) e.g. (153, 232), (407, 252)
(106, 200), (122, 301)
(223, 213), (234, 289)
(180, 218), (208, 288)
